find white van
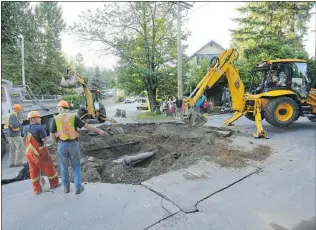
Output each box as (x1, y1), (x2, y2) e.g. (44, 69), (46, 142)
(136, 98), (149, 110)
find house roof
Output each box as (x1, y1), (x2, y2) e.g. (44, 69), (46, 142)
(189, 40), (225, 60)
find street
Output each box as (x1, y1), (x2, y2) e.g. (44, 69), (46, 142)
(2, 114), (315, 230)
(103, 100), (144, 123)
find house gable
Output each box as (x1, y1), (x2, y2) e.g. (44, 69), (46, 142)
(188, 40), (225, 65)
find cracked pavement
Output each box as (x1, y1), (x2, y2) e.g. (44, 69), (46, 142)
(2, 115), (315, 230)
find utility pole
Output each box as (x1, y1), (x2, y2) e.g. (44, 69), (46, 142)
(173, 1), (193, 100)
(314, 4), (316, 60)
(18, 35), (25, 86)
(177, 2), (182, 100)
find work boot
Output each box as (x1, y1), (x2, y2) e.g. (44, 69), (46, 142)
(75, 185), (84, 195)
(50, 182), (61, 190)
(64, 187), (70, 194)
(33, 188), (42, 195)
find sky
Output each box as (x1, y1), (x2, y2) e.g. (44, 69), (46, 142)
(59, 2), (316, 69)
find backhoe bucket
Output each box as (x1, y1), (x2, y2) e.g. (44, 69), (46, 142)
(184, 112), (208, 127)
(61, 70), (79, 88)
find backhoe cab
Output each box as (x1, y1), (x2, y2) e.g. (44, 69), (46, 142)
(183, 49), (316, 138)
(61, 69), (117, 124)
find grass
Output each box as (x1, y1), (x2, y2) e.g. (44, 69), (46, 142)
(136, 106), (223, 121)
(136, 111), (175, 121)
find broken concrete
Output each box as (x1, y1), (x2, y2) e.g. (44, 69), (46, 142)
(142, 160), (259, 213)
(147, 211), (213, 230)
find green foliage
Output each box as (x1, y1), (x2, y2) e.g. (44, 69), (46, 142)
(307, 59), (316, 85)
(71, 2), (189, 111)
(1, 2), (68, 94)
(136, 111), (172, 121)
(62, 94), (83, 109)
(231, 2), (313, 86)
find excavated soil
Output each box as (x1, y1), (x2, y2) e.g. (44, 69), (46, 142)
(47, 123), (272, 185)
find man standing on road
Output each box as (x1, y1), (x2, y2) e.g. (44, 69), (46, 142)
(23, 111), (61, 195)
(175, 97), (183, 120)
(4, 104), (24, 168)
(50, 100), (106, 195)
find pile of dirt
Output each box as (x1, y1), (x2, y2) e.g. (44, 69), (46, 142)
(47, 123), (271, 185)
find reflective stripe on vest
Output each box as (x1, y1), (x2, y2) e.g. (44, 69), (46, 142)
(4, 112), (21, 131)
(55, 113), (79, 141)
(25, 133), (45, 157)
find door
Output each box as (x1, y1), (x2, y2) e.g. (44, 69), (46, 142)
(1, 86), (12, 125)
(290, 62), (310, 98)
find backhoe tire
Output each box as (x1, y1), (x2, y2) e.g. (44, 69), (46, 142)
(98, 107), (107, 123)
(265, 97), (299, 128)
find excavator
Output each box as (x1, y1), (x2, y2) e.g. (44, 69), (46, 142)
(184, 48), (316, 138)
(61, 69), (116, 123)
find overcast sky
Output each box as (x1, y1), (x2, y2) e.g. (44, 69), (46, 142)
(59, 2), (315, 68)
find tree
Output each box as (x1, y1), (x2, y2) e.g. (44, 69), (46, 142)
(71, 2), (189, 111)
(74, 52), (85, 75)
(33, 2), (68, 94)
(90, 66), (102, 88)
(1, 2), (69, 94)
(1, 2), (39, 85)
(231, 2), (314, 86)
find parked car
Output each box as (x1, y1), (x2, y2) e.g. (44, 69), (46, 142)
(136, 98), (149, 110)
(124, 98), (134, 104)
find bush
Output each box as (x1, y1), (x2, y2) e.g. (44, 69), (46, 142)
(62, 94), (83, 109)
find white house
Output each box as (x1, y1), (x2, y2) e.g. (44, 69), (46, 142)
(187, 40), (226, 106)
(188, 40), (225, 65)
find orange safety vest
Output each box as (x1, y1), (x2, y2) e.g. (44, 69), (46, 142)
(54, 113), (79, 141)
(25, 133), (58, 182)
(4, 112), (21, 131)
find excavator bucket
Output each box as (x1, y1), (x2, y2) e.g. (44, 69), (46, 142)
(61, 69), (79, 88)
(184, 112), (208, 127)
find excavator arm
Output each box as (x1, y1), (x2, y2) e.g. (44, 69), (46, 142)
(184, 48), (267, 138)
(61, 69), (95, 117)
(186, 49), (245, 112)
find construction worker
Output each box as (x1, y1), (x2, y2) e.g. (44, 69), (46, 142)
(23, 111), (61, 195)
(50, 100), (106, 194)
(4, 104), (24, 167)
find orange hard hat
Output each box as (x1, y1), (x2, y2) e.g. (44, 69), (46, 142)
(27, 111), (41, 119)
(57, 100), (70, 108)
(13, 104), (22, 111)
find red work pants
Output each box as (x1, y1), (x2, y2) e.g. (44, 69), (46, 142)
(26, 148), (59, 193)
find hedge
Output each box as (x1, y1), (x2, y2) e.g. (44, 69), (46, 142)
(62, 95), (84, 109)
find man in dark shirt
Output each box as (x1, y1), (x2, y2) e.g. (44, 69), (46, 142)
(4, 104), (24, 167)
(175, 97), (183, 120)
(50, 100), (106, 195)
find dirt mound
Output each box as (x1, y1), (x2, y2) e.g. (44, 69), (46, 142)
(47, 123), (271, 185)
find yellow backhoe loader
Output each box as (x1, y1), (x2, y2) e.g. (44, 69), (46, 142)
(61, 69), (116, 123)
(184, 48), (316, 138)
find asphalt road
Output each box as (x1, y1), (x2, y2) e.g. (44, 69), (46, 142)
(2, 114), (315, 230)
